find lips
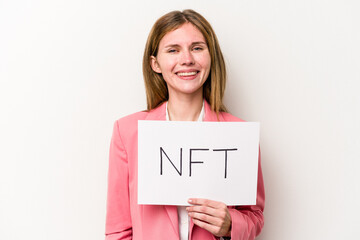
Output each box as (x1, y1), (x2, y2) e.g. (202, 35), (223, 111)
(176, 70), (200, 78)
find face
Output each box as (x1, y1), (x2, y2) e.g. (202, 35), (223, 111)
(151, 23), (211, 99)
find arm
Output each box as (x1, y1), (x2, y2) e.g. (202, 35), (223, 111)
(105, 121), (132, 240)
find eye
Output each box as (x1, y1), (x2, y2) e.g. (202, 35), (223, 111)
(168, 49), (177, 53)
(193, 46), (203, 51)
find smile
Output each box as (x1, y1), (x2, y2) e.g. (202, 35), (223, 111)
(176, 71), (198, 77)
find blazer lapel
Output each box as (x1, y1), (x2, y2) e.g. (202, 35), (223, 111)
(164, 205), (179, 238)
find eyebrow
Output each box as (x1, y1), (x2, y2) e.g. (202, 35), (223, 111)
(164, 41), (207, 48)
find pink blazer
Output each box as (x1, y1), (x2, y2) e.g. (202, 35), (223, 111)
(105, 101), (265, 240)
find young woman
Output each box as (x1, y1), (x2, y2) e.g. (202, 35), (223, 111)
(105, 9), (265, 240)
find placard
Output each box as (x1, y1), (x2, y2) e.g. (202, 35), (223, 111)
(138, 121), (260, 206)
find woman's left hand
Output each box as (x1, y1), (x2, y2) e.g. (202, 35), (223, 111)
(186, 198), (232, 237)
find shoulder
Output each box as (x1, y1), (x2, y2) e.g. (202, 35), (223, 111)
(220, 111), (246, 122)
(111, 110), (148, 141)
(114, 102), (166, 134)
(115, 110), (148, 128)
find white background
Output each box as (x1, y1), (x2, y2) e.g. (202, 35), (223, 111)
(0, 0), (359, 239)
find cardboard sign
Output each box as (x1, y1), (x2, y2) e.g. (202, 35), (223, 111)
(138, 121), (260, 206)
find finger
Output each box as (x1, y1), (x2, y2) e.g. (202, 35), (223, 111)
(188, 210), (223, 226)
(187, 205), (226, 219)
(191, 217), (225, 237)
(188, 198), (223, 209)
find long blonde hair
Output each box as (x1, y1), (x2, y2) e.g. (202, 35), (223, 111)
(143, 9), (227, 114)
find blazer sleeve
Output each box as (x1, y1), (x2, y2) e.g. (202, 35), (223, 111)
(228, 149), (265, 240)
(105, 121), (133, 240)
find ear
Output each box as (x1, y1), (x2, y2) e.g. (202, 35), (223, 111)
(150, 56), (162, 73)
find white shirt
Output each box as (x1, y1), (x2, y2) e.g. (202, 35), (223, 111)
(165, 101), (205, 240)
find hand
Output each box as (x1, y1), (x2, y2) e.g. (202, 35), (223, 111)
(186, 198), (232, 237)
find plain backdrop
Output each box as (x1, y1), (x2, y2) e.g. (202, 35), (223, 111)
(1, 0), (359, 239)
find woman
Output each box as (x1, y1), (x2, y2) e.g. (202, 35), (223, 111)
(105, 9), (265, 240)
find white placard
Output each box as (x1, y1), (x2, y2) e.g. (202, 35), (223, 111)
(138, 121), (260, 206)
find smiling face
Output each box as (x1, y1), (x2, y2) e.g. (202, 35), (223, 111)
(150, 23), (211, 100)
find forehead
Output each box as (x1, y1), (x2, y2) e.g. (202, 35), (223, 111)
(159, 23), (206, 48)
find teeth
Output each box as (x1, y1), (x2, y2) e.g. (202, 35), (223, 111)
(177, 71), (197, 76)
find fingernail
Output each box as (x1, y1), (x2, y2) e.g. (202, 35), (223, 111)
(188, 199), (193, 203)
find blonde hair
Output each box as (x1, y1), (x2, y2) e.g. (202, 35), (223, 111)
(143, 9), (227, 113)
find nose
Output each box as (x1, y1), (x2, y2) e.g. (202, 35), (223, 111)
(180, 50), (195, 66)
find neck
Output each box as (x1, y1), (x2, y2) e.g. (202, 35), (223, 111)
(167, 92), (203, 121)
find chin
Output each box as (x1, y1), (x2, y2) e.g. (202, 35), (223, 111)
(177, 87), (203, 96)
